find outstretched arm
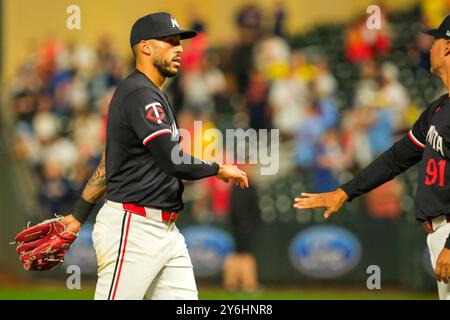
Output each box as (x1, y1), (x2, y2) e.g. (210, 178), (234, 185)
(146, 133), (249, 188)
(294, 134), (423, 218)
(339, 134), (423, 201)
(61, 150), (107, 232)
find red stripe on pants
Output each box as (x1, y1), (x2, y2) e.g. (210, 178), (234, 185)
(111, 213), (132, 300)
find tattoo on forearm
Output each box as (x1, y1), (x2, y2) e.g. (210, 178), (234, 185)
(82, 151), (107, 203)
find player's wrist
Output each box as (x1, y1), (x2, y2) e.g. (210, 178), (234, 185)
(217, 163), (225, 177)
(336, 188), (349, 202)
(72, 197), (96, 225)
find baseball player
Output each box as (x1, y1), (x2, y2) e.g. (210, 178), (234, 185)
(15, 12), (249, 300)
(294, 16), (450, 300)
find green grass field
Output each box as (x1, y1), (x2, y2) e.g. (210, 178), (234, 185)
(0, 284), (437, 300)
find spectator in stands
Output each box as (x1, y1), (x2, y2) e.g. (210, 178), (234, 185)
(314, 58), (337, 100)
(345, 11), (391, 64)
(223, 163), (260, 293)
(411, 31), (433, 71)
(378, 62), (411, 133)
(230, 4), (263, 95)
(245, 70), (271, 130)
(345, 20), (373, 64)
(181, 52), (227, 116)
(13, 90), (38, 126)
(230, 32), (255, 95)
(180, 20), (208, 74)
(253, 30), (291, 81)
(313, 128), (346, 192)
(291, 51), (316, 83)
(294, 94), (338, 171)
(236, 3), (263, 41)
(268, 66), (307, 139)
(273, 1), (287, 38)
(354, 59), (378, 109)
(192, 174), (233, 223)
(37, 158), (77, 218)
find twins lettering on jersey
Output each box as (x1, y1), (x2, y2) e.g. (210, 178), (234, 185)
(426, 125), (445, 157)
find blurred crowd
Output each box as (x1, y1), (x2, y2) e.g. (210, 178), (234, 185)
(8, 2), (448, 216)
(10, 34), (123, 216)
(5, 0), (450, 290)
(6, 0), (450, 291)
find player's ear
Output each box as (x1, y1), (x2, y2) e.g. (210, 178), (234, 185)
(139, 40), (152, 56)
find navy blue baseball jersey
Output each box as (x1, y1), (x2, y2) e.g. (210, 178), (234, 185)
(409, 93), (450, 220)
(340, 93), (450, 222)
(105, 70), (184, 211)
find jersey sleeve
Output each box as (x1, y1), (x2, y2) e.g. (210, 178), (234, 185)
(339, 134), (423, 201)
(145, 133), (220, 180)
(408, 97), (444, 149)
(408, 111), (428, 149)
(124, 87), (173, 146)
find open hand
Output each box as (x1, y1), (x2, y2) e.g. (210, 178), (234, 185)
(293, 188), (348, 219)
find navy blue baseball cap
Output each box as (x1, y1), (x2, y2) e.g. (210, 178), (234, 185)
(422, 15), (450, 40)
(130, 12), (197, 46)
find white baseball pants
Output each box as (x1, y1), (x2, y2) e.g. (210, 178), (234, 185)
(92, 200), (198, 300)
(426, 215), (450, 300)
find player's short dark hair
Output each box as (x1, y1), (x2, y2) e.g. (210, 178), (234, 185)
(131, 44), (139, 58)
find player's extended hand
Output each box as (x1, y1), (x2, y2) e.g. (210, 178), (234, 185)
(293, 188), (349, 219)
(217, 164), (249, 189)
(435, 248), (450, 283)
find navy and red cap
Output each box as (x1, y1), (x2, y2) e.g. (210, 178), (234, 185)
(422, 15), (450, 40)
(130, 12), (197, 46)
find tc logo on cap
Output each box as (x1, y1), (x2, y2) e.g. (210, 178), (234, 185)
(171, 17), (179, 28)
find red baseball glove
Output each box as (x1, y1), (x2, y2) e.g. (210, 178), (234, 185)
(14, 217), (77, 271)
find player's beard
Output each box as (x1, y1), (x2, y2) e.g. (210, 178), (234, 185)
(153, 56), (178, 78)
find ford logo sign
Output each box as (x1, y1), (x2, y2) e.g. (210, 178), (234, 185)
(183, 225), (234, 277)
(289, 225), (361, 278)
